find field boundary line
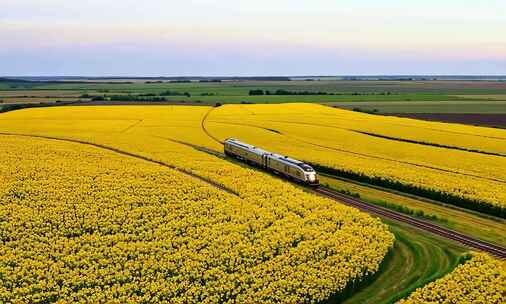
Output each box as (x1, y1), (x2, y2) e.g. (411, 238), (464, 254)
(201, 107), (224, 145)
(305, 114), (506, 141)
(120, 119), (144, 133)
(0, 132), (239, 196)
(264, 117), (506, 141)
(208, 120), (283, 135)
(154, 136), (224, 158)
(289, 134), (506, 184)
(202, 120), (506, 184)
(318, 172), (506, 223)
(313, 187), (506, 259)
(352, 130), (506, 158)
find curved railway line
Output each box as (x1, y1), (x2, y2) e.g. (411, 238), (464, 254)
(200, 113), (506, 259)
(312, 186), (506, 259)
(2, 102), (504, 259)
(215, 137), (506, 258)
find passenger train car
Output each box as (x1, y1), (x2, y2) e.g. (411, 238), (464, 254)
(224, 138), (319, 186)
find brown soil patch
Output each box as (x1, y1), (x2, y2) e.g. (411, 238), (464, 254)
(392, 113), (506, 128)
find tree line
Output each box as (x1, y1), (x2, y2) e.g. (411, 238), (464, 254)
(249, 89), (394, 96)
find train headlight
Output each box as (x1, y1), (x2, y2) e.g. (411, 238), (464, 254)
(308, 174), (315, 181)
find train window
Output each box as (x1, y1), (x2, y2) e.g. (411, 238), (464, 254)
(300, 164), (314, 172)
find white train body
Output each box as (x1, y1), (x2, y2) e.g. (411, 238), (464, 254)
(224, 138), (319, 186)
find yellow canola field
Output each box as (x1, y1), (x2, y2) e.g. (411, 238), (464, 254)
(218, 103), (506, 155)
(205, 104), (506, 216)
(2, 105), (505, 302)
(1, 104), (505, 216)
(0, 133), (393, 301)
(397, 253), (505, 304)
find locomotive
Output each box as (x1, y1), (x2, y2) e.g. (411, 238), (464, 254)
(224, 138), (319, 186)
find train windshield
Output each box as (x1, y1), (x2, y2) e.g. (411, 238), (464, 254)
(300, 164), (314, 172)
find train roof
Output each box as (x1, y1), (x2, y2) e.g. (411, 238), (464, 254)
(225, 138), (315, 172)
(225, 138), (270, 155)
(269, 154), (315, 172)
(269, 153), (302, 165)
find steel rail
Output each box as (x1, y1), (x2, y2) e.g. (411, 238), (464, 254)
(313, 186), (506, 259)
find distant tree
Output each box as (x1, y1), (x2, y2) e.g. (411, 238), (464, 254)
(160, 90), (186, 96)
(249, 89), (264, 96)
(91, 96), (105, 101)
(169, 80), (191, 83)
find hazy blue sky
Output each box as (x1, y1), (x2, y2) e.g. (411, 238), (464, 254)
(1, 0), (505, 76)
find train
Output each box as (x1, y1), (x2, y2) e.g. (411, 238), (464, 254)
(224, 138), (319, 186)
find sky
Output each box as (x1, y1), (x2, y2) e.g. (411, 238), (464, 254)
(1, 0), (505, 76)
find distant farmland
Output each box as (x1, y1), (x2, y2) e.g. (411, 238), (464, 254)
(2, 78), (506, 114)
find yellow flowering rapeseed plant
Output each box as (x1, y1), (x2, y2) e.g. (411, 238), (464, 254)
(397, 253), (505, 304)
(2, 104), (504, 302)
(0, 135), (393, 303)
(205, 103), (506, 216)
(0, 104), (505, 216)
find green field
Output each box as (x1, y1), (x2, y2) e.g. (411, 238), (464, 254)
(327, 100), (506, 113)
(319, 175), (506, 247)
(315, 176), (501, 303)
(343, 221), (466, 304)
(2, 79), (506, 94)
(2, 78), (505, 114)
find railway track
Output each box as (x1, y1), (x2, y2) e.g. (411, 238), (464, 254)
(313, 186), (506, 259)
(172, 128), (506, 258)
(215, 144), (506, 258)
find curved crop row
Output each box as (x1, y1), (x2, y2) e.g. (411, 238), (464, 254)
(2, 104), (505, 217)
(0, 135), (394, 303)
(205, 104), (506, 217)
(397, 253), (505, 304)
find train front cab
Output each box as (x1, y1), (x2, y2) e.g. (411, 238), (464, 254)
(300, 163), (319, 187)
